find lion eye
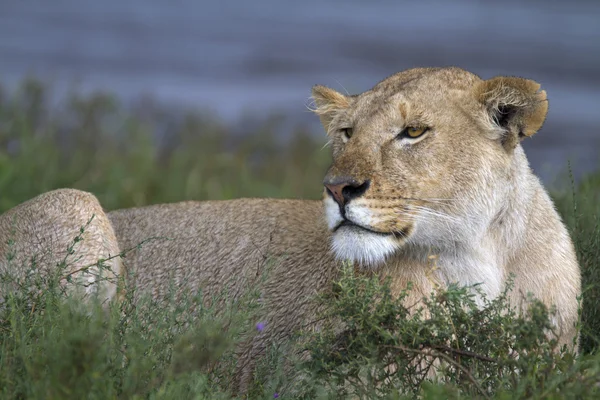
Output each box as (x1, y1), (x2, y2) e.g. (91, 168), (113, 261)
(341, 128), (353, 140)
(399, 126), (429, 139)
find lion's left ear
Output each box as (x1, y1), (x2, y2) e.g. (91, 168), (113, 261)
(474, 76), (548, 149)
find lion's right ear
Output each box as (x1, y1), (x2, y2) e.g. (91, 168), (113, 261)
(474, 76), (548, 150)
(310, 85), (351, 135)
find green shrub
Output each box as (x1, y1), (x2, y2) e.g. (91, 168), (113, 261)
(552, 167), (600, 354)
(0, 240), (264, 399)
(284, 264), (599, 399)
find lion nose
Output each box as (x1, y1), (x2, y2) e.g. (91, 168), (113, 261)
(324, 177), (370, 207)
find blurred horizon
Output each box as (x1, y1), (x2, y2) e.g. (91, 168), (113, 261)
(1, 0), (599, 182)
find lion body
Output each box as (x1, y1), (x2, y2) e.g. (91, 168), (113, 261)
(109, 68), (581, 388)
(109, 199), (339, 389)
(0, 67), (581, 391)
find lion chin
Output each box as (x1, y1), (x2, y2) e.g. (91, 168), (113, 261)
(324, 196), (401, 267)
(330, 224), (400, 267)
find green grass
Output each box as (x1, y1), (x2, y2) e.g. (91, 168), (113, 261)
(1, 79), (600, 398)
(0, 79), (329, 212)
(552, 169), (600, 354)
(0, 261), (261, 398)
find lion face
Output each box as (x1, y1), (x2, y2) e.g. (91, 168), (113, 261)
(311, 67), (548, 267)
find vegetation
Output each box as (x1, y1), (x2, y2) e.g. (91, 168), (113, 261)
(0, 79), (329, 212)
(1, 79), (599, 398)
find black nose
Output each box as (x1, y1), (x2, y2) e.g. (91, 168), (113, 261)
(324, 177), (370, 206)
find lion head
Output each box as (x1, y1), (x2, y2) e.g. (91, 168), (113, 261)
(311, 67), (548, 267)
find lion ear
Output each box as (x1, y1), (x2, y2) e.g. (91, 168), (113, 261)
(310, 85), (352, 135)
(474, 76), (548, 149)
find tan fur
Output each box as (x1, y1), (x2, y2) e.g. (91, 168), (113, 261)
(314, 67), (579, 344)
(0, 189), (122, 304)
(2, 67), (581, 392)
(108, 199), (337, 390)
(474, 76), (548, 145)
(106, 68), (581, 390)
(312, 84), (354, 135)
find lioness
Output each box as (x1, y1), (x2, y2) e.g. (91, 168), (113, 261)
(0, 189), (122, 304)
(107, 67), (581, 389)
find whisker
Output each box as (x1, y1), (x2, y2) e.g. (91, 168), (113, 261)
(391, 229), (408, 239)
(368, 205), (460, 225)
(399, 197), (457, 204)
(410, 206), (460, 223)
(334, 78), (350, 96)
(398, 210), (459, 242)
(400, 211), (451, 225)
(321, 140), (332, 150)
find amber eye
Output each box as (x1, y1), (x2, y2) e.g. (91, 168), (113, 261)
(341, 128), (353, 140)
(399, 126), (429, 139)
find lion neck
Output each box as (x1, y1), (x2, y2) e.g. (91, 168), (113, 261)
(383, 145), (538, 301)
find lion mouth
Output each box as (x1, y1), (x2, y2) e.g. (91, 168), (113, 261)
(334, 220), (410, 238)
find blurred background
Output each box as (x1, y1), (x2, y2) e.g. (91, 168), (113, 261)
(0, 0), (599, 212)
